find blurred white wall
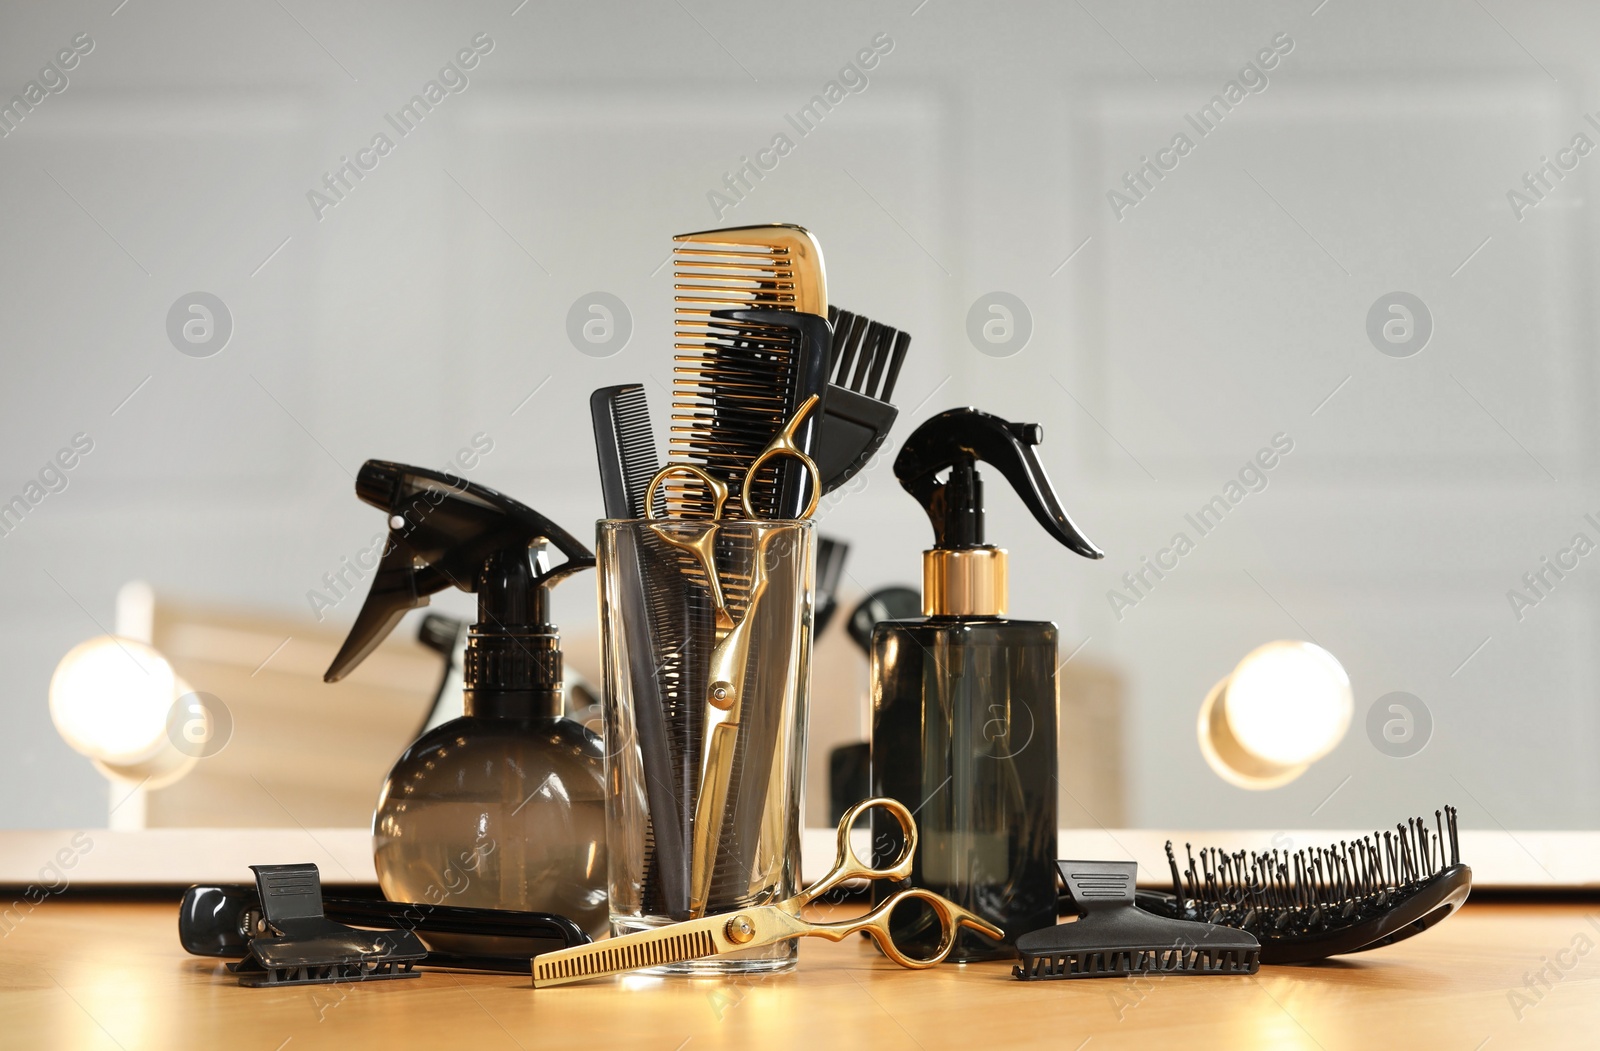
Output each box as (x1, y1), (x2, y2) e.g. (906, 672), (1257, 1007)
(2, 0), (1596, 831)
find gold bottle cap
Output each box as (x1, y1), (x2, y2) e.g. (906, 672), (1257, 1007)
(923, 547), (1008, 617)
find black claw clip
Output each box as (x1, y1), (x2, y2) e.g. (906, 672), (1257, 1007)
(227, 864), (427, 988)
(1013, 861), (1260, 981)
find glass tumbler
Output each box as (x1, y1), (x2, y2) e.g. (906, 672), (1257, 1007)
(597, 518), (814, 975)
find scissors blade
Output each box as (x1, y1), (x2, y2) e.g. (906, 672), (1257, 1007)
(532, 910), (783, 988)
(688, 719), (741, 916)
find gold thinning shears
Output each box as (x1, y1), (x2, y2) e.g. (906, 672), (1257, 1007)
(532, 797), (1005, 986)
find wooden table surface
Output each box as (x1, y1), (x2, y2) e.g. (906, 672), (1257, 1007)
(3, 899), (1598, 1049)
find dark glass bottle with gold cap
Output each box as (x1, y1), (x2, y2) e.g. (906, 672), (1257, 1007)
(870, 409), (1103, 961)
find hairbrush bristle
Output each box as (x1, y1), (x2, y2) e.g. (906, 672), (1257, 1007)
(827, 306), (911, 402)
(1163, 806), (1462, 942)
(1015, 945), (1259, 980)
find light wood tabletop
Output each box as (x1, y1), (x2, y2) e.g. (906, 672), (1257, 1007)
(2, 899), (1597, 1049)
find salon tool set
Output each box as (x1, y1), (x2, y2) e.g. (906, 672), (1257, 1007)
(590, 223), (917, 930)
(180, 220), (1471, 996)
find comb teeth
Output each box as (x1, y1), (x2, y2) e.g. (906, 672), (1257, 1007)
(636, 531), (710, 891)
(1013, 946), (1260, 981)
(670, 318), (803, 520)
(610, 386), (659, 519)
(673, 224), (826, 315)
(534, 927), (716, 985)
(671, 230), (825, 521)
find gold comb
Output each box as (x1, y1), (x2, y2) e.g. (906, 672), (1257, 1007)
(672, 223), (827, 316)
(668, 224), (827, 522)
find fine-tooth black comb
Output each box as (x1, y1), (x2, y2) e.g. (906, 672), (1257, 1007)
(709, 307), (831, 518)
(1136, 806), (1471, 965)
(1013, 860), (1261, 981)
(815, 306), (910, 492)
(590, 384), (694, 917)
(590, 384), (659, 519)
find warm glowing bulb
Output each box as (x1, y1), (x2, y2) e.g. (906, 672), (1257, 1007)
(1225, 641), (1351, 766)
(1198, 640), (1352, 789)
(49, 636), (177, 764)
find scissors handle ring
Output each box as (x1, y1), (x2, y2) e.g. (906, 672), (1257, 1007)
(796, 797), (916, 908)
(740, 446), (821, 520)
(857, 888), (982, 969)
(647, 463), (728, 520)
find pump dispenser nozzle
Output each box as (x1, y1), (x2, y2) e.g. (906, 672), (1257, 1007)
(894, 408), (1102, 616)
(324, 460), (594, 719)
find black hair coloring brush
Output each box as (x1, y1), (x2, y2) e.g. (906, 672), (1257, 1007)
(1135, 806), (1471, 965)
(815, 306), (911, 492)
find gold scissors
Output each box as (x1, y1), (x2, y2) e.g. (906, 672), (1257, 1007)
(532, 797), (1004, 986)
(640, 393), (821, 633)
(645, 392), (823, 525)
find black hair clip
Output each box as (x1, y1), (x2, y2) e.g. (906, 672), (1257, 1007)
(224, 864), (426, 988)
(181, 863), (592, 978)
(1014, 861), (1261, 980)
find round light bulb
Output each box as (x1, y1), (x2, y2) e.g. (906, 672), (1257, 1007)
(1226, 641), (1351, 766)
(50, 636), (177, 764)
(1198, 640), (1352, 789)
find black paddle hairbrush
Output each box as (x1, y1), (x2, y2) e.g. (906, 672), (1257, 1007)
(1135, 806), (1471, 965)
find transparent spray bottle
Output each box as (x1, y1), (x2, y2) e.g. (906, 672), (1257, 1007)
(324, 461), (609, 939)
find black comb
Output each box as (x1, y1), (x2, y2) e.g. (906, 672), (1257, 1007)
(1014, 860), (1261, 981)
(815, 306), (911, 492)
(590, 384), (660, 519)
(668, 309), (829, 520)
(1137, 806), (1471, 965)
(590, 385), (693, 917)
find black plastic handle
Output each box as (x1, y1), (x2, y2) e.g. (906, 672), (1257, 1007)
(894, 407), (1103, 559)
(324, 460), (594, 683)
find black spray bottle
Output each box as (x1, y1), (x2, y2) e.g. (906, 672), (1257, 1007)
(324, 461), (609, 936)
(870, 409), (1103, 960)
